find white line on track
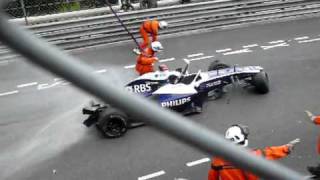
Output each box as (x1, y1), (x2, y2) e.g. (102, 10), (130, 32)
(188, 56), (214, 62)
(54, 78), (62, 81)
(159, 57), (175, 62)
(298, 38), (320, 43)
(294, 36), (309, 40)
(124, 58), (175, 69)
(187, 53), (204, 58)
(186, 158), (210, 167)
(0, 90), (19, 97)
(268, 40), (285, 44)
(242, 44), (258, 48)
(17, 82), (38, 88)
(0, 59), (15, 66)
(0, 60), (9, 66)
(61, 82), (71, 85)
(124, 64), (135, 69)
(216, 48), (232, 53)
(260, 43), (289, 50)
(223, 49), (252, 55)
(94, 69), (107, 73)
(138, 170), (166, 180)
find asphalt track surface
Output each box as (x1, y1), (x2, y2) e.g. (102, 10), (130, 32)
(1, 17), (320, 180)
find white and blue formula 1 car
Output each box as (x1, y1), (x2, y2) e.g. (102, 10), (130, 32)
(82, 61), (269, 138)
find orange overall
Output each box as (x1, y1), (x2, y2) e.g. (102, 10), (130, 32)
(139, 20), (160, 49)
(208, 145), (290, 180)
(135, 47), (158, 75)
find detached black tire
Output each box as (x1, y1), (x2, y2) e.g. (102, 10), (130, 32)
(96, 108), (128, 138)
(252, 71), (269, 94)
(208, 61), (230, 71)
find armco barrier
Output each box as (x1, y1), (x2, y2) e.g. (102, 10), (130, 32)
(2, 0), (320, 59)
(10, 0), (196, 25)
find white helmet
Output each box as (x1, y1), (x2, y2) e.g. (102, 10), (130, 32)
(151, 41), (163, 52)
(159, 21), (168, 29)
(225, 124), (249, 147)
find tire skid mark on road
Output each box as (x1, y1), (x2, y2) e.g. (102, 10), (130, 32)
(138, 170), (166, 180)
(17, 82), (38, 88)
(34, 119), (58, 137)
(186, 157), (210, 167)
(1, 107), (87, 179)
(0, 90), (19, 97)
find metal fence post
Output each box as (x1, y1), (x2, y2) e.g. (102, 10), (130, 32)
(19, 0), (28, 25)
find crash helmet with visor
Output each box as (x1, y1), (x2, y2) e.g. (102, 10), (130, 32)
(225, 124), (249, 147)
(151, 41), (163, 52)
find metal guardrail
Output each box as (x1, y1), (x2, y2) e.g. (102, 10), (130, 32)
(0, 5), (306, 180)
(5, 0), (119, 18)
(1, 0), (320, 59)
(10, 0), (189, 25)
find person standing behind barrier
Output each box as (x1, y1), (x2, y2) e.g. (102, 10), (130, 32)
(135, 41), (163, 75)
(208, 124), (300, 180)
(120, 0), (134, 11)
(305, 110), (320, 155)
(137, 19), (168, 51)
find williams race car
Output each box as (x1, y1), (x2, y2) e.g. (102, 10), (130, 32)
(82, 61), (269, 138)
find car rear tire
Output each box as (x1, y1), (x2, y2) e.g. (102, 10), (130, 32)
(208, 61), (230, 71)
(96, 108), (128, 138)
(251, 71), (269, 94)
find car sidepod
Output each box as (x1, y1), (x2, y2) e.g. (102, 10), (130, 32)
(125, 79), (166, 97)
(152, 94), (202, 114)
(197, 75), (230, 99)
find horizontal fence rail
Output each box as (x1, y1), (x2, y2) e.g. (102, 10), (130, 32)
(1, 0), (320, 59)
(10, 0), (195, 25)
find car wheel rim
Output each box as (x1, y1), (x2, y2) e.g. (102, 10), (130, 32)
(104, 117), (125, 136)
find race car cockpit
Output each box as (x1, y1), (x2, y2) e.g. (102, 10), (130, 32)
(178, 70), (202, 85)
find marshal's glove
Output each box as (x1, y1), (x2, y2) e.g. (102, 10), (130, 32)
(287, 138), (300, 152)
(305, 110), (316, 123)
